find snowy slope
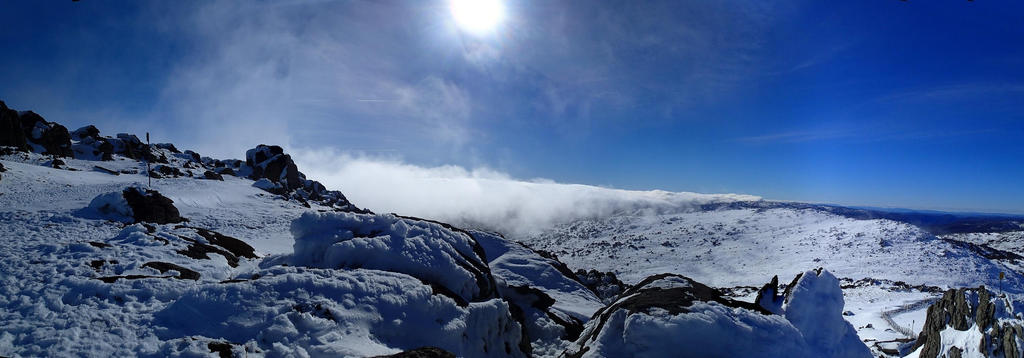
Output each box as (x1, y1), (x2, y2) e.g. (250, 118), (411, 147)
(522, 207), (1024, 290)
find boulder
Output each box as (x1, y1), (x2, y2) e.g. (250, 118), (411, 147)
(0, 102), (71, 156)
(246, 144), (302, 190)
(201, 170), (224, 181)
(71, 125), (100, 140)
(19, 111), (72, 157)
(0, 101), (29, 151)
(122, 187), (185, 224)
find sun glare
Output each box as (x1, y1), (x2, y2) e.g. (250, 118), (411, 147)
(449, 0), (505, 35)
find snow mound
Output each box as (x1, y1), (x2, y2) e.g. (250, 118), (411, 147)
(782, 269), (872, 358)
(154, 266), (526, 358)
(290, 212), (498, 303)
(565, 270), (871, 358)
(86, 190), (135, 223)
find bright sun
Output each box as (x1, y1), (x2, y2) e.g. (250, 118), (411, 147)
(449, 0), (505, 35)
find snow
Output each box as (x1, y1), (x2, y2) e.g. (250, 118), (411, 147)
(155, 266), (524, 358)
(85, 190), (134, 223)
(783, 270), (873, 358)
(523, 207), (1024, 292)
(473, 230), (603, 320)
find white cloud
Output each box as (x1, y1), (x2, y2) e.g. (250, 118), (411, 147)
(292, 148), (759, 238)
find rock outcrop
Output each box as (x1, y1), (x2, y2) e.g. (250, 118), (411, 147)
(244, 144), (366, 212)
(0, 101), (72, 156)
(913, 286), (1024, 358)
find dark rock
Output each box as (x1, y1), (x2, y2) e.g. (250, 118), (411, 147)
(755, 275), (784, 314)
(122, 187), (185, 224)
(246, 144), (302, 190)
(372, 347), (456, 358)
(50, 158), (66, 169)
(292, 302), (336, 321)
(215, 167), (235, 176)
(976, 287), (994, 330)
(0, 162), (5, 172)
(0, 101), (29, 151)
(19, 111), (72, 157)
(914, 286), (1006, 358)
(174, 228), (256, 268)
(71, 125), (100, 140)
(155, 143), (180, 153)
(151, 164), (185, 178)
(184, 150), (201, 163)
(93, 166), (120, 175)
(207, 341), (233, 358)
(194, 228), (257, 259)
(88, 241), (111, 248)
(575, 268), (630, 303)
(141, 261), (200, 280)
(202, 170), (224, 181)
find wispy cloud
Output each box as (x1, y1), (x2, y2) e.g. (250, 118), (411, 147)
(732, 129), (858, 144)
(880, 83), (1024, 103)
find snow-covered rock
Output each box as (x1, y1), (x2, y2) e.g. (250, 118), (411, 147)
(564, 270), (871, 358)
(291, 212), (499, 303)
(86, 190), (135, 223)
(84, 187), (185, 224)
(155, 266), (526, 358)
(908, 287), (1024, 358)
(473, 230), (604, 356)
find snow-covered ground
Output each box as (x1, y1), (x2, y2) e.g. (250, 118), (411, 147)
(2, 113), (1023, 357)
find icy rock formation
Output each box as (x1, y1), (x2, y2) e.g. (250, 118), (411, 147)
(564, 269), (871, 358)
(910, 286), (1024, 358)
(291, 212), (499, 303)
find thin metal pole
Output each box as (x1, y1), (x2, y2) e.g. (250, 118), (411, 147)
(146, 132), (151, 188)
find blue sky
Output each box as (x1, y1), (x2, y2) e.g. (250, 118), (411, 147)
(1, 0), (1022, 214)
